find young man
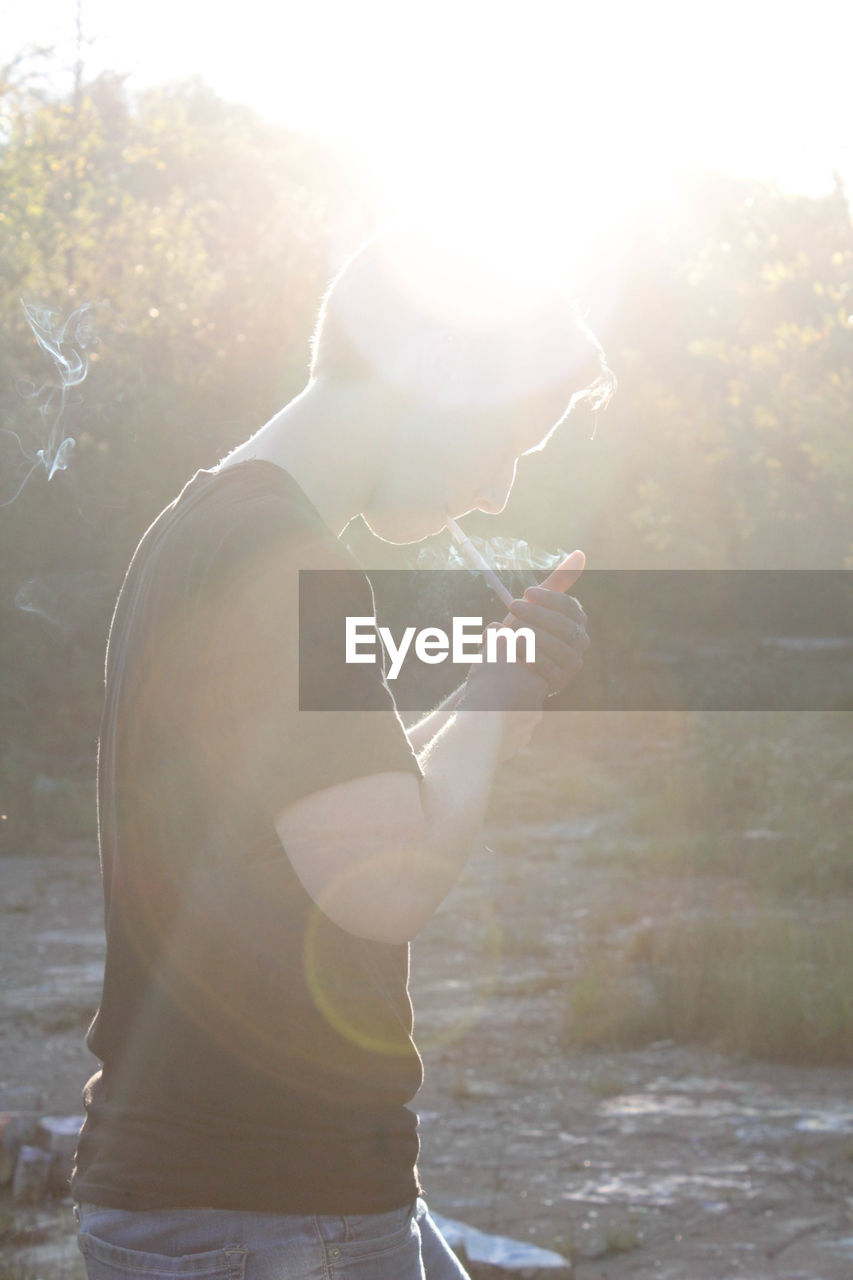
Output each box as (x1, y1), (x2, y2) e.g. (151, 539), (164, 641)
(71, 226), (614, 1279)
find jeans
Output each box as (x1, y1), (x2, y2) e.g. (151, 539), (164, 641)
(75, 1197), (471, 1280)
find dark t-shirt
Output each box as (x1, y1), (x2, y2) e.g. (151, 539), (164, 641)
(71, 459), (426, 1213)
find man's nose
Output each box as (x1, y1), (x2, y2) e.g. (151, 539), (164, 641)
(476, 491), (508, 515)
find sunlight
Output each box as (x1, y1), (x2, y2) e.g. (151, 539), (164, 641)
(356, 131), (674, 309)
(14, 0), (852, 232)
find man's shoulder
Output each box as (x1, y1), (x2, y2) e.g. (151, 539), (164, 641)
(147, 460), (347, 576)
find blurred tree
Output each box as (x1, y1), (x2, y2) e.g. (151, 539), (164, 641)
(0, 61), (372, 849)
(502, 174), (853, 570)
(1, 52), (852, 851)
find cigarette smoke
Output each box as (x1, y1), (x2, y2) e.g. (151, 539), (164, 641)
(390, 531), (571, 636)
(415, 531), (567, 592)
(14, 570), (114, 633)
(466, 535), (567, 574)
(0, 302), (96, 507)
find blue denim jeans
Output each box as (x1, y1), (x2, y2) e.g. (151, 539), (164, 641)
(75, 1197), (471, 1280)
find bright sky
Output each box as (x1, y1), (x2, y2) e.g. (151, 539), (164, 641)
(5, 0), (853, 283)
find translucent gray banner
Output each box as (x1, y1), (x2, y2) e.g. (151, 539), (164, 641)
(298, 570), (853, 712)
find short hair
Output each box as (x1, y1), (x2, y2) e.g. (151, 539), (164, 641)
(309, 225), (616, 419)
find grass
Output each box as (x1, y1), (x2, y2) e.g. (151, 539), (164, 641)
(489, 709), (853, 1065)
(0, 1205), (86, 1280)
(603, 1218), (643, 1254)
(1, 1260), (86, 1280)
(488, 715), (631, 824)
(565, 910), (853, 1064)
(1, 749), (97, 855)
(587, 1068), (628, 1098)
(617, 710), (853, 897)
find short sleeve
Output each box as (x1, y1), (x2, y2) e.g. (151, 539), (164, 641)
(206, 496), (423, 823)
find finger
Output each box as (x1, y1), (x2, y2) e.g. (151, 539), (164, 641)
(537, 549), (585, 594)
(481, 626), (554, 687)
(540, 651), (583, 694)
(508, 597), (587, 640)
(534, 649), (573, 691)
(568, 595), (588, 626)
(533, 627), (591, 664)
(508, 619), (590, 667)
(520, 587), (587, 627)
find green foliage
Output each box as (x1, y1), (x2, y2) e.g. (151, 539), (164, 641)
(618, 711), (853, 896)
(565, 910), (853, 1065)
(0, 66), (360, 506)
(512, 175), (853, 568)
(553, 711), (853, 1063)
(1, 48), (852, 855)
(0, 57), (372, 851)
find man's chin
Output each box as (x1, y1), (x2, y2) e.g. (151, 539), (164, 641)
(363, 512), (444, 546)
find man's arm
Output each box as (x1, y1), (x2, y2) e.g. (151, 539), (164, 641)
(403, 683), (466, 755)
(274, 683), (543, 945)
(274, 589), (588, 945)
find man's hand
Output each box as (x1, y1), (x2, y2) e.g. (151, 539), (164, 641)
(504, 585), (590, 697)
(459, 552), (589, 759)
(498, 550), (589, 699)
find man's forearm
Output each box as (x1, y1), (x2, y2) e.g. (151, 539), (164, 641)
(275, 687), (540, 945)
(376, 698), (506, 937)
(405, 683), (467, 755)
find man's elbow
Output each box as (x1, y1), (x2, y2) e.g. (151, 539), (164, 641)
(313, 830), (444, 944)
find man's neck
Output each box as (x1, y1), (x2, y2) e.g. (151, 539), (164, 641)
(218, 380), (388, 536)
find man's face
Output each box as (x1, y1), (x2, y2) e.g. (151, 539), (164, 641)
(361, 387), (571, 545)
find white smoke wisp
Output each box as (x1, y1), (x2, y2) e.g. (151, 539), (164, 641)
(14, 570), (115, 632)
(0, 302), (96, 507)
(416, 531), (566, 576)
(412, 530), (570, 608)
(474, 535), (567, 574)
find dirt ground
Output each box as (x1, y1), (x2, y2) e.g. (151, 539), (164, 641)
(2, 730), (853, 1279)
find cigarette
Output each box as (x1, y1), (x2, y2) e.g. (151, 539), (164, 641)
(445, 514), (514, 608)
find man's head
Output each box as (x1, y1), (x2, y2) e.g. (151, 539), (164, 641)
(309, 225), (615, 542)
